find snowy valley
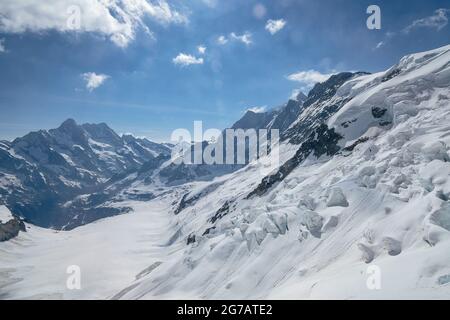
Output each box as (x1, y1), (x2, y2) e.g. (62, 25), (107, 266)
(1, 44), (450, 299)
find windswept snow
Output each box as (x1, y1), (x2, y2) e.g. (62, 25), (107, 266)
(0, 198), (179, 299)
(0, 206), (13, 223)
(1, 45), (450, 299)
(329, 44), (450, 143)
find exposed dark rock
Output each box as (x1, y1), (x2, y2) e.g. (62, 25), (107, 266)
(283, 72), (368, 144)
(202, 226), (216, 236)
(341, 119), (357, 128)
(209, 201), (233, 224)
(123, 192), (155, 201)
(247, 124), (342, 198)
(381, 68), (401, 82)
(187, 234), (196, 245)
(269, 99), (306, 133)
(379, 121), (392, 127)
(175, 182), (222, 215)
(304, 73), (355, 108)
(343, 137), (370, 152)
(0, 218), (26, 242)
(371, 107), (388, 118)
(175, 193), (196, 215)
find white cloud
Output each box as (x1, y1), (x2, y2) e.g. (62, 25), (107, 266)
(290, 89), (303, 100)
(217, 35), (228, 45)
(403, 8), (450, 34)
(265, 19), (286, 35)
(0, 0), (187, 48)
(197, 45), (206, 55)
(217, 32), (253, 46)
(246, 106), (266, 113)
(0, 39), (5, 53)
(230, 32), (252, 45)
(375, 9), (449, 49)
(286, 70), (333, 90)
(82, 72), (110, 91)
(172, 53), (204, 66)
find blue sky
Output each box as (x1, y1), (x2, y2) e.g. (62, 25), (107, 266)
(0, 0), (449, 142)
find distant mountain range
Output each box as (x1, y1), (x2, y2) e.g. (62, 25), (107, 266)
(0, 119), (171, 228)
(0, 69), (371, 229)
(2, 44), (450, 300)
(1, 43), (449, 237)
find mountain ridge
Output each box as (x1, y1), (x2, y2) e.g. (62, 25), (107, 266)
(0, 118), (171, 229)
(1, 44), (450, 299)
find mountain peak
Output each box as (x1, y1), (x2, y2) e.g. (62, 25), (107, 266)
(296, 91), (307, 103)
(81, 122), (123, 146)
(232, 109), (271, 130)
(59, 118), (78, 130)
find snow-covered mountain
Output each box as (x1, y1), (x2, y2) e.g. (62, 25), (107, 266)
(1, 44), (450, 299)
(232, 90), (308, 133)
(152, 89), (309, 186)
(0, 119), (171, 229)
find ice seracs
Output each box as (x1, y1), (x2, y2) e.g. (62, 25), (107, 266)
(2, 44), (450, 299)
(326, 187), (349, 207)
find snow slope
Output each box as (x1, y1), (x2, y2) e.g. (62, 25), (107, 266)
(0, 195), (181, 299)
(0, 206), (13, 224)
(1, 44), (450, 299)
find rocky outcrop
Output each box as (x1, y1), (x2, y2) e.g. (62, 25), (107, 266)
(247, 124), (342, 198)
(282, 72), (367, 144)
(0, 217), (26, 242)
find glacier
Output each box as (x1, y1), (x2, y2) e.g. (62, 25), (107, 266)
(1, 44), (450, 299)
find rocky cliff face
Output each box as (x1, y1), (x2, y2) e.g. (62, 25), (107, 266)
(0, 205), (26, 242)
(0, 218), (26, 242)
